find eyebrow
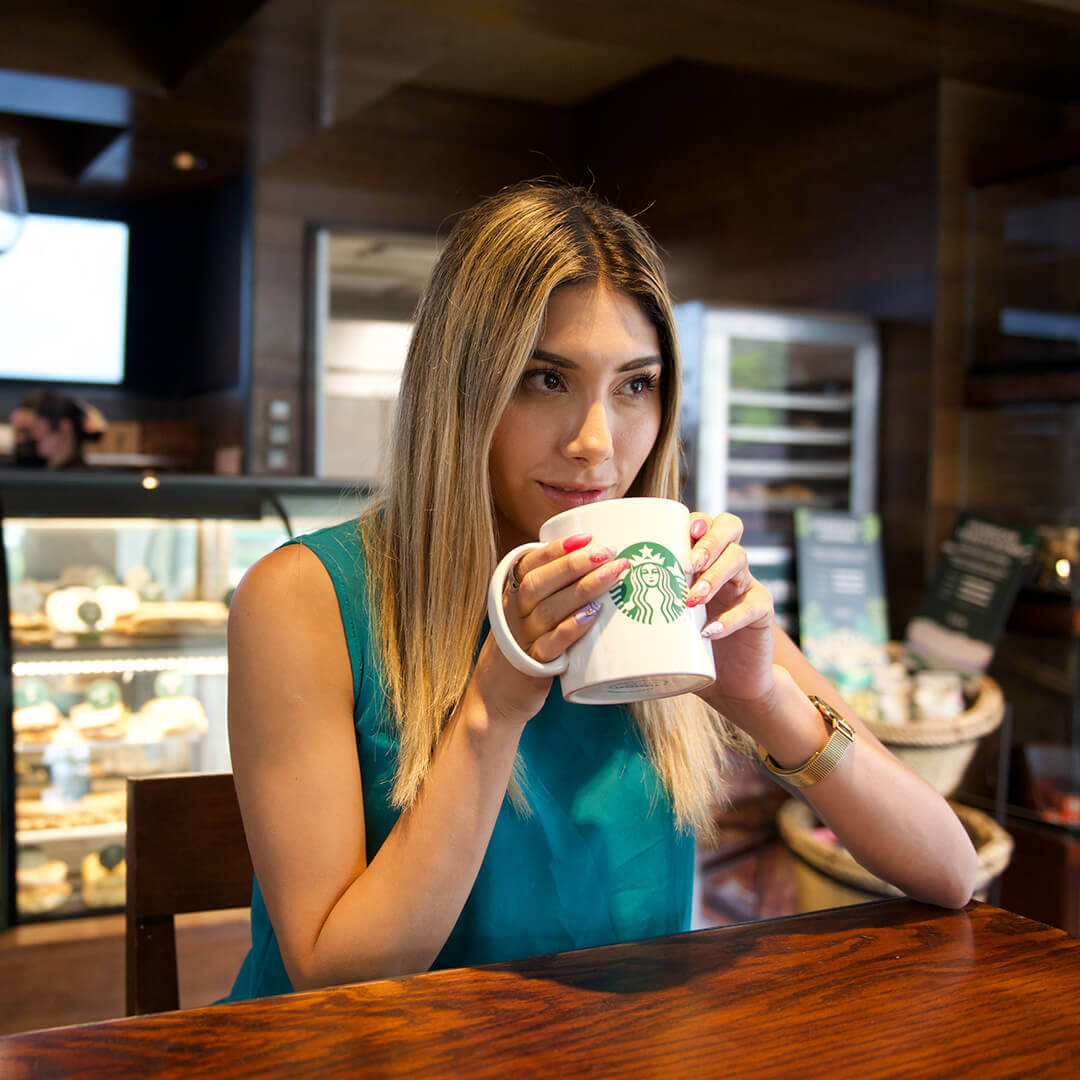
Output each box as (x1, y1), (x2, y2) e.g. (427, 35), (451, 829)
(531, 348), (664, 372)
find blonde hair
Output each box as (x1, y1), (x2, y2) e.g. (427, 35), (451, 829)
(362, 179), (743, 837)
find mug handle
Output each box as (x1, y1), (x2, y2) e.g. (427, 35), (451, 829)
(487, 542), (570, 678)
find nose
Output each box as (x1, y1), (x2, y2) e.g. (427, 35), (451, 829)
(564, 399), (614, 466)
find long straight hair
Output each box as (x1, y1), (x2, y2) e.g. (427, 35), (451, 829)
(362, 180), (742, 836)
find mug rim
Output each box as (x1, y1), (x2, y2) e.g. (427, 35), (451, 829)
(538, 496), (688, 536)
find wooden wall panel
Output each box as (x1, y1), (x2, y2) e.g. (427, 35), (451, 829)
(930, 80), (1065, 566)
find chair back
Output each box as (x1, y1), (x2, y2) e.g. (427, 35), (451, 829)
(125, 772), (253, 1015)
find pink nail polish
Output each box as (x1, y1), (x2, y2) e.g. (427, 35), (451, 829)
(690, 519), (708, 540)
(563, 533), (591, 553)
(589, 546), (616, 565)
(686, 581), (709, 607)
(702, 621), (724, 639)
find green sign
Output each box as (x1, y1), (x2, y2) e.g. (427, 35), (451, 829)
(795, 509), (889, 694)
(610, 542), (687, 625)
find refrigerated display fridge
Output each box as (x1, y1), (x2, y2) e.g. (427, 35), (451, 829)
(0, 470), (367, 927)
(674, 303), (880, 633)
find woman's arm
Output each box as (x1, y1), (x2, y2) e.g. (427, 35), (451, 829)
(229, 544), (528, 990)
(688, 514), (977, 909)
(229, 535), (622, 990)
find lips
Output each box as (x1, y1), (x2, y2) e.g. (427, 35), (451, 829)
(538, 482), (612, 508)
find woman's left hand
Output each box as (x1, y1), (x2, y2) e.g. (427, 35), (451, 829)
(687, 512), (777, 710)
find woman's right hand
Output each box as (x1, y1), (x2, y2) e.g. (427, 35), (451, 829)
(471, 534), (628, 725)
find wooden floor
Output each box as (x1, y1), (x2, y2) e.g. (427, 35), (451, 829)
(0, 908), (251, 1036)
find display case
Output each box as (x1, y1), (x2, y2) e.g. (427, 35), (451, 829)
(674, 304), (880, 633)
(0, 471), (368, 927)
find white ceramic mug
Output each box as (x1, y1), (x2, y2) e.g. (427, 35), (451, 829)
(487, 497), (716, 704)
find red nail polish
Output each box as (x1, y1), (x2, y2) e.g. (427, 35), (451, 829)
(690, 519), (708, 540)
(562, 533), (591, 553)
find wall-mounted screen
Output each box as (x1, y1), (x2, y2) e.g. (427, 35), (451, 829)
(0, 213), (129, 384)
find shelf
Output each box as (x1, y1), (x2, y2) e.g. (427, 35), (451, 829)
(15, 729), (207, 753)
(16, 821), (125, 845)
(728, 425), (852, 446)
(727, 460), (852, 479)
(726, 493), (844, 512)
(13, 653), (227, 678)
(728, 389), (853, 412)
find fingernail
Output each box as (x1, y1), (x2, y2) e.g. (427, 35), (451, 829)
(575, 599), (602, 625)
(588, 545), (617, 565)
(690, 548), (709, 574)
(600, 557), (629, 583)
(690, 519), (708, 540)
(686, 580), (710, 606)
(701, 620), (724, 639)
(563, 533), (591, 553)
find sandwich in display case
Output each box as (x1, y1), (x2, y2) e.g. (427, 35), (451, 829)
(0, 471), (367, 926)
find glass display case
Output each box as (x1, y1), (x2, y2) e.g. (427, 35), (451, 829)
(674, 304), (880, 634)
(0, 471), (368, 926)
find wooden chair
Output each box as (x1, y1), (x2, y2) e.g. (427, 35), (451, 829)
(125, 772), (254, 1015)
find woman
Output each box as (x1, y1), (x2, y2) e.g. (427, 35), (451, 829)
(225, 180), (976, 1001)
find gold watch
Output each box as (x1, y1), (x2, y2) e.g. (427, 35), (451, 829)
(758, 695), (855, 789)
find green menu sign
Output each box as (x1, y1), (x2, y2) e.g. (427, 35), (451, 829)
(906, 514), (1036, 673)
(795, 509), (889, 695)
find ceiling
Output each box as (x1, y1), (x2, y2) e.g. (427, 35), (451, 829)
(2, 0), (1080, 197)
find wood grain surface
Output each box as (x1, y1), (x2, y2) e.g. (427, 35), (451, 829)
(2, 901), (1078, 1079)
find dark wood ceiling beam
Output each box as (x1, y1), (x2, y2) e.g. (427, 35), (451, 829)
(128, 0), (271, 90)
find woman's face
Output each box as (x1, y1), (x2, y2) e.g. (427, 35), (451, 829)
(640, 563), (661, 587)
(490, 281), (663, 554)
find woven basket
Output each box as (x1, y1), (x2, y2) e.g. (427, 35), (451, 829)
(776, 797), (1014, 899)
(860, 645), (1006, 795)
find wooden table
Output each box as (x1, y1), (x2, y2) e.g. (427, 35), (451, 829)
(2, 900), (1078, 1079)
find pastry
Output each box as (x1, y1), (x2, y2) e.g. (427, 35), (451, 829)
(16, 847), (72, 914)
(69, 679), (128, 739)
(112, 600), (228, 637)
(13, 700), (62, 739)
(137, 695), (208, 737)
(13, 679), (62, 741)
(81, 845), (126, 908)
(16, 790), (127, 831)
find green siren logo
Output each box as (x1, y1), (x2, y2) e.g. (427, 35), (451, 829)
(610, 542), (687, 625)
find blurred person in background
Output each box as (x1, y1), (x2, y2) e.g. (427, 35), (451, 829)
(10, 390), (106, 469)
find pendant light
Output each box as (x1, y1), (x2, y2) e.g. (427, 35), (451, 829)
(0, 136), (28, 256)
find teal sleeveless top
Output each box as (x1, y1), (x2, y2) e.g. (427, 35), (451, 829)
(224, 519), (694, 1001)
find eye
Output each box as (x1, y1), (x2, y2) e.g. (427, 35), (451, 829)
(622, 371), (660, 396)
(523, 367), (566, 393)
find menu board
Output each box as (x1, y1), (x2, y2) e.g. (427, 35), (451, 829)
(795, 509), (889, 695)
(905, 514), (1037, 673)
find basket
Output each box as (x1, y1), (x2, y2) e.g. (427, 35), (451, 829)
(859, 644), (1006, 795)
(776, 797), (1014, 900)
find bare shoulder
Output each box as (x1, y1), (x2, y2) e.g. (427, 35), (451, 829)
(228, 543), (353, 744)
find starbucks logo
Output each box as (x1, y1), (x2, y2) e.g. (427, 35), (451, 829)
(609, 542), (687, 625)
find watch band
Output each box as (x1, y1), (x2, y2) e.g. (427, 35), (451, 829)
(758, 695), (856, 789)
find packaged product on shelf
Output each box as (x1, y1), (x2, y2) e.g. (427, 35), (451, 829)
(16, 847), (72, 914)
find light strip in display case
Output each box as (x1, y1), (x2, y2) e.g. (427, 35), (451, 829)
(12, 655), (228, 678)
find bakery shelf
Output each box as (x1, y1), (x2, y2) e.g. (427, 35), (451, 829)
(726, 493), (844, 512)
(726, 460), (852, 479)
(727, 425), (852, 446)
(15, 729), (208, 754)
(12, 653), (227, 679)
(16, 821), (126, 845)
(727, 389), (854, 412)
